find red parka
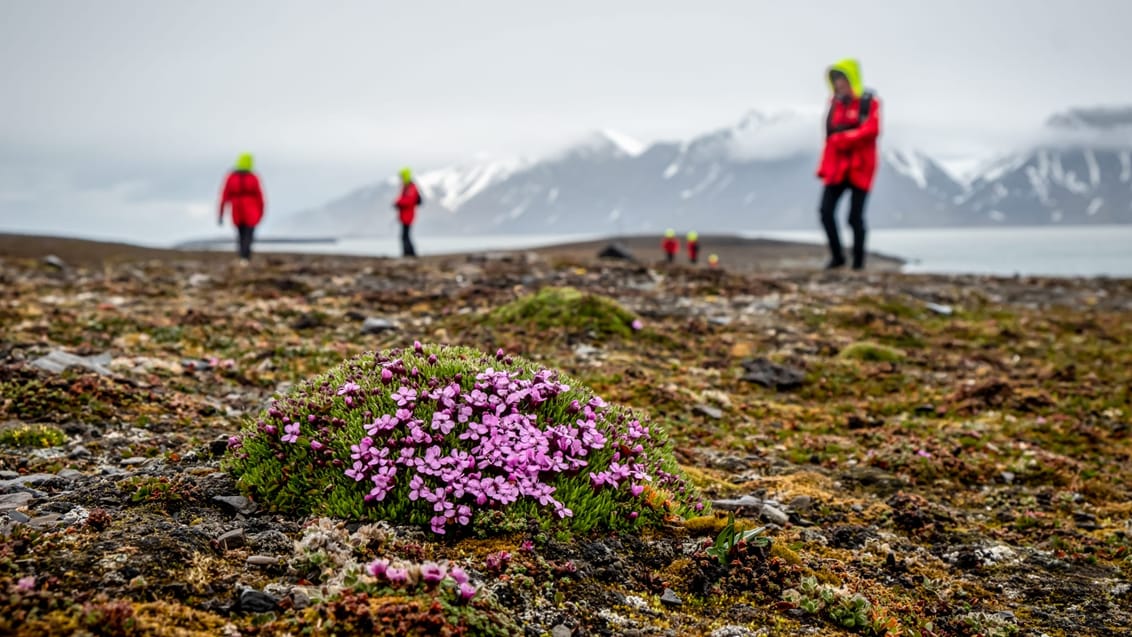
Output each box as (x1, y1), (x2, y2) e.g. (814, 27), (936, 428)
(219, 171), (265, 228)
(396, 182), (421, 226)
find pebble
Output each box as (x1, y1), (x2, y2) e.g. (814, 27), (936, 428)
(788, 495), (813, 512)
(120, 457), (149, 467)
(238, 588), (278, 612)
(8, 511), (30, 524)
(291, 589), (312, 610)
(246, 555), (279, 567)
(761, 503), (790, 526)
(0, 471), (19, 480)
(660, 588), (683, 607)
(551, 625), (573, 637)
(213, 495), (257, 515)
(694, 404), (724, 420)
(361, 317), (398, 334)
(69, 446), (92, 459)
(28, 514), (61, 529)
(0, 492), (33, 511)
(57, 469), (84, 481)
(217, 528), (246, 550)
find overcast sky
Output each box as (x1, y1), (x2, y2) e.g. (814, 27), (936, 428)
(2, 0), (1130, 244)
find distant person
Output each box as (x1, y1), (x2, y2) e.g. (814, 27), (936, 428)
(686, 231), (700, 264)
(662, 228), (679, 264)
(817, 58), (880, 270)
(707, 253), (720, 269)
(218, 152), (265, 266)
(394, 168), (422, 258)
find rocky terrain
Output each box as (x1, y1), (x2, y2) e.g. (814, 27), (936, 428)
(1, 238), (1130, 636)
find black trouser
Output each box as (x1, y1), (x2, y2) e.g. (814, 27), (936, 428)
(236, 225), (255, 260)
(401, 223), (416, 258)
(666, 253), (675, 264)
(819, 182), (868, 268)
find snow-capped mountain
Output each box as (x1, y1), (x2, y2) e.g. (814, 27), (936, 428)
(283, 107), (1132, 236)
(957, 108), (1132, 225)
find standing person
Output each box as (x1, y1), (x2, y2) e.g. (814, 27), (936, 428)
(817, 58), (881, 270)
(661, 228), (680, 264)
(686, 231), (700, 264)
(394, 168), (422, 258)
(218, 152), (265, 266)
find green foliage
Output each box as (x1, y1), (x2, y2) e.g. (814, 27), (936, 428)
(839, 341), (907, 363)
(705, 512), (769, 566)
(488, 287), (638, 339)
(0, 423), (67, 448)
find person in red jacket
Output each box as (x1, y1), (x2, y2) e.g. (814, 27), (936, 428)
(686, 231), (700, 264)
(218, 152), (265, 265)
(816, 59), (880, 270)
(394, 167), (422, 257)
(661, 228), (679, 264)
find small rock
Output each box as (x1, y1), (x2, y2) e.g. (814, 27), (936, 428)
(238, 588), (278, 613)
(739, 358), (805, 391)
(8, 511), (30, 524)
(246, 555), (279, 568)
(712, 495), (763, 511)
(250, 530), (291, 555)
(660, 588), (683, 607)
(597, 243), (635, 261)
(1000, 471), (1015, 485)
(69, 446), (91, 459)
(120, 457), (148, 467)
(708, 316), (733, 326)
(761, 504), (790, 526)
(361, 317), (398, 334)
(188, 273), (211, 287)
(694, 404), (724, 420)
(210, 437), (231, 457)
(0, 473), (59, 493)
(31, 350), (113, 376)
(28, 514), (62, 529)
(61, 507), (89, 526)
(573, 344), (601, 359)
(214, 495), (257, 515)
(43, 254), (67, 270)
(218, 529), (246, 550)
(551, 624), (573, 637)
(291, 589), (312, 610)
(788, 496), (813, 512)
(0, 492), (33, 511)
(0, 471), (19, 480)
(290, 313), (323, 330)
(925, 302), (954, 316)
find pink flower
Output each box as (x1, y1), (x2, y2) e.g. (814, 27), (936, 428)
(458, 582), (478, 602)
(367, 558), (389, 579)
(629, 484), (645, 497)
(16, 576), (35, 591)
(385, 566), (409, 587)
(381, 368), (394, 383)
(337, 381), (361, 396)
(420, 561), (446, 585)
(310, 440), (325, 451)
(631, 319), (644, 331)
(281, 422), (300, 444)
(916, 449), (932, 458)
(448, 566), (469, 585)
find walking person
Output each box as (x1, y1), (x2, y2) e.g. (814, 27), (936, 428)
(816, 58), (881, 270)
(218, 153), (265, 266)
(661, 228), (680, 264)
(686, 231), (700, 264)
(394, 168), (422, 257)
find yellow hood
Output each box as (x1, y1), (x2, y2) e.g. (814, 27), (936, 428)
(828, 59), (864, 98)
